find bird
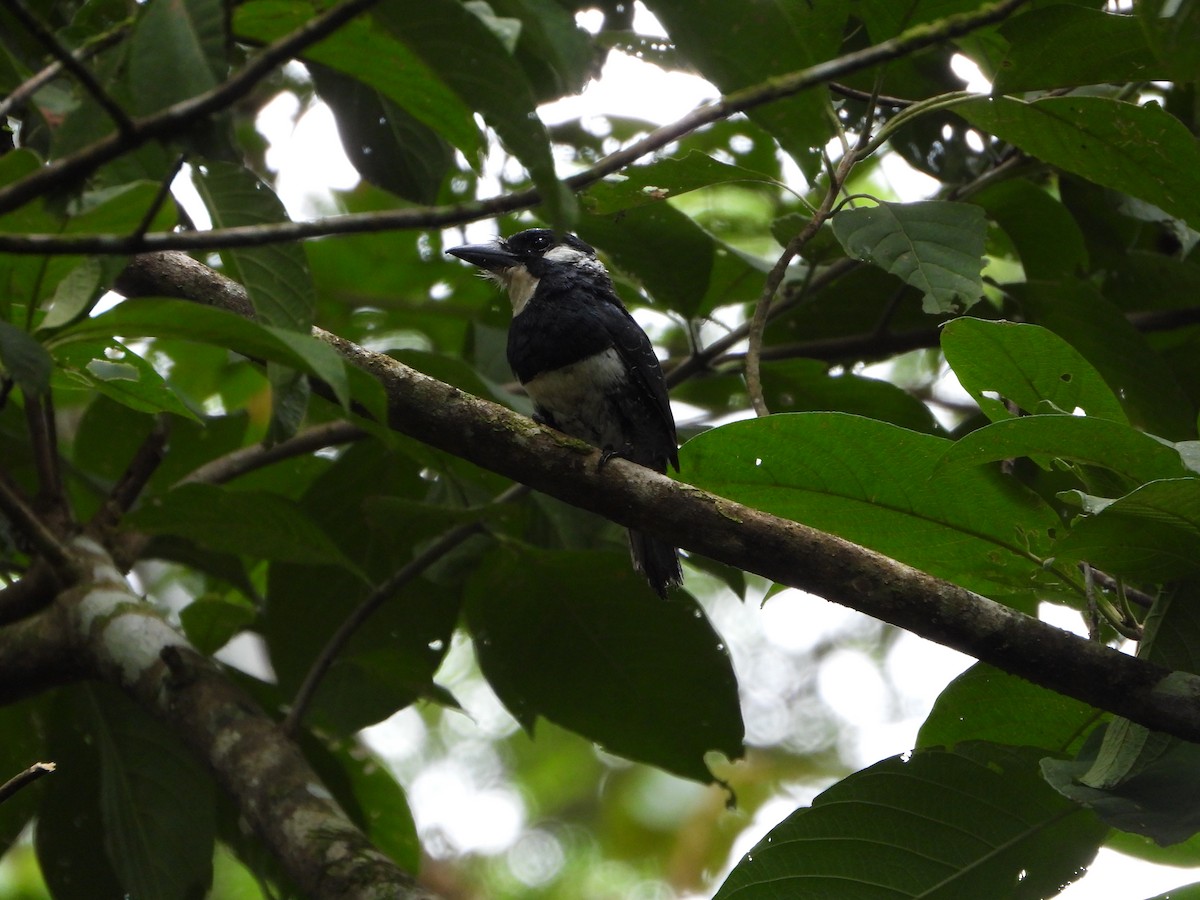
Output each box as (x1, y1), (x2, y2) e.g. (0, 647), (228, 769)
(447, 228), (682, 597)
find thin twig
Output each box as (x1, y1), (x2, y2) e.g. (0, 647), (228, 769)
(132, 151), (188, 239)
(0, 0), (384, 215)
(178, 420), (367, 487)
(0, 762), (55, 804)
(0, 24), (128, 120)
(0, 471), (74, 577)
(745, 103), (877, 415)
(0, 0), (134, 135)
(88, 415), (170, 535)
(0, 0), (1032, 248)
(282, 482), (530, 737)
(23, 395), (65, 516)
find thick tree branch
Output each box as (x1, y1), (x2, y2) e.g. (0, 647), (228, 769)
(115, 251), (1200, 744)
(52, 536), (437, 900)
(0, 0), (1030, 252)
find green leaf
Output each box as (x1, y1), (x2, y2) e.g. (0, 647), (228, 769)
(488, 0), (594, 99)
(1056, 480), (1200, 581)
(41, 257), (103, 329)
(762, 358), (941, 433)
(310, 64), (453, 205)
(127, 483), (363, 573)
(465, 547), (744, 784)
(192, 160), (315, 333)
(128, 0), (223, 114)
(640, 0), (846, 179)
(918, 663), (1103, 755)
(87, 686), (216, 899)
(580, 152), (777, 216)
(578, 203), (764, 317)
(263, 442), (462, 733)
(1043, 582), (1200, 847)
(938, 416), (1192, 487)
(941, 317), (1128, 424)
(830, 200), (986, 314)
(679, 413), (1068, 605)
(233, 1), (482, 161)
(0, 321), (51, 395)
(180, 595), (257, 656)
(0, 699), (49, 858)
(715, 744), (1105, 900)
(995, 6), (1169, 92)
(54, 339), (200, 420)
(1013, 281), (1195, 440)
(372, 0), (572, 227)
(957, 96), (1200, 231)
(971, 180), (1088, 280)
(312, 738), (420, 875)
(54, 298), (350, 408)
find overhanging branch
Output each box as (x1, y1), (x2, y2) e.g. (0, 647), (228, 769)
(0, 0), (1030, 254)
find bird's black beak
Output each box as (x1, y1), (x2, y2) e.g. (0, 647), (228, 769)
(446, 242), (518, 272)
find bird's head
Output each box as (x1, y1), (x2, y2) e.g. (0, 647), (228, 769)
(447, 229), (609, 314)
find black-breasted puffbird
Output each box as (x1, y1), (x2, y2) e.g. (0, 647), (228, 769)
(447, 228), (682, 597)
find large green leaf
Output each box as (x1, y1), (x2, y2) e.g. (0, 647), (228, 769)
(938, 416), (1195, 487)
(679, 412), (1068, 605)
(831, 200), (987, 314)
(128, 0), (223, 114)
(465, 547), (744, 784)
(995, 6), (1171, 93)
(578, 202), (765, 317)
(37, 685), (215, 900)
(1056, 479), (1200, 582)
(53, 298), (350, 407)
(191, 160), (315, 333)
(640, 0), (846, 179)
(127, 482), (362, 572)
(715, 743), (1105, 900)
(1043, 582), (1200, 846)
(372, 0), (572, 226)
(310, 64), (453, 205)
(918, 663), (1103, 755)
(941, 317), (1128, 424)
(53, 339), (200, 420)
(957, 96), (1200, 231)
(263, 442), (462, 734)
(0, 320), (51, 394)
(233, 1), (482, 162)
(762, 358), (941, 433)
(971, 180), (1088, 280)
(1014, 281), (1195, 440)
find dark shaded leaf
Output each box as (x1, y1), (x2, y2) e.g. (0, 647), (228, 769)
(128, 0), (223, 114)
(957, 96), (1200, 231)
(0, 321), (51, 394)
(918, 663), (1103, 755)
(466, 546), (743, 784)
(641, 0), (846, 179)
(716, 744), (1104, 899)
(971, 180), (1089, 280)
(680, 413), (1069, 605)
(1057, 480), (1200, 582)
(127, 482), (363, 572)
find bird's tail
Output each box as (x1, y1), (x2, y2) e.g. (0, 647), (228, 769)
(628, 530), (682, 599)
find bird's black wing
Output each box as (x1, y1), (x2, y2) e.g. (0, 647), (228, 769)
(591, 290), (679, 471)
